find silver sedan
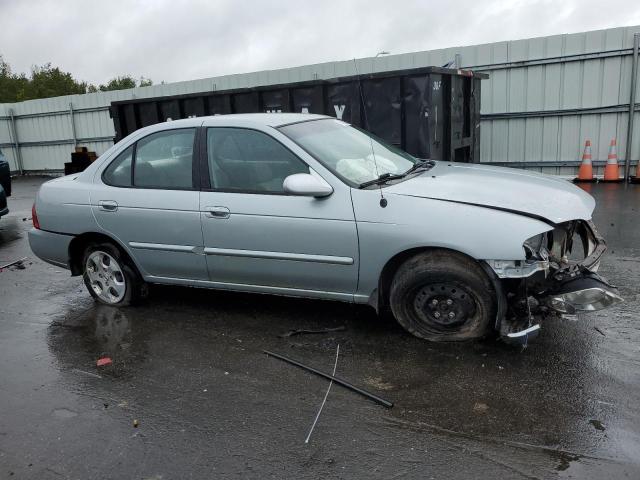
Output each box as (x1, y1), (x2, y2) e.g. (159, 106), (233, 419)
(29, 114), (621, 343)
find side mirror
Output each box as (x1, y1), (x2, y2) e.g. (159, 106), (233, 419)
(283, 173), (333, 198)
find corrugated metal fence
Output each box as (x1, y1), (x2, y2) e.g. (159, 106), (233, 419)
(1, 25), (639, 176)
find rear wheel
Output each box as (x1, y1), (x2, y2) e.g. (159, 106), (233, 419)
(82, 243), (142, 306)
(390, 250), (497, 342)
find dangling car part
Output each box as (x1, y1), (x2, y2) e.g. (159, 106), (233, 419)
(486, 219), (622, 343)
(548, 272), (622, 314)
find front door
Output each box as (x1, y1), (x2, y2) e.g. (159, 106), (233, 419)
(92, 127), (208, 281)
(199, 126), (358, 299)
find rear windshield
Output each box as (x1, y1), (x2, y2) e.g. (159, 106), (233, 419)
(279, 119), (417, 186)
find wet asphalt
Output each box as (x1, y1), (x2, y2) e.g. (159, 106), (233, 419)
(0, 176), (639, 479)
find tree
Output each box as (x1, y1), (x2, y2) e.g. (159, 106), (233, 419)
(26, 63), (88, 100)
(0, 57), (28, 103)
(139, 76), (153, 87)
(98, 76), (137, 91)
(0, 56), (154, 102)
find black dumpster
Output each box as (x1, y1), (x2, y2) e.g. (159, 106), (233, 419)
(110, 67), (487, 162)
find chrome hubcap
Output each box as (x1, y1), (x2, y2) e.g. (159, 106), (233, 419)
(85, 251), (126, 304)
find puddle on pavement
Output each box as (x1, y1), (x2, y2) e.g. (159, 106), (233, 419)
(48, 305), (145, 380)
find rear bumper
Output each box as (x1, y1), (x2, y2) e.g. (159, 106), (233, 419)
(28, 228), (72, 269)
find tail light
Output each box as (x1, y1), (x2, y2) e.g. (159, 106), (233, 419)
(32, 203), (40, 230)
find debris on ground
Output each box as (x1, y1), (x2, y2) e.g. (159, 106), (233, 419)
(364, 377), (395, 391)
(0, 257), (28, 271)
(594, 326), (606, 336)
(96, 357), (113, 367)
(589, 419), (606, 431)
(473, 402), (489, 414)
(71, 368), (102, 379)
(555, 451), (583, 471)
(263, 349), (393, 408)
(278, 325), (346, 338)
(305, 344), (340, 444)
(133, 419), (139, 428)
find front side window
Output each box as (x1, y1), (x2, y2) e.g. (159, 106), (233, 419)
(279, 119), (417, 186)
(207, 128), (308, 193)
(134, 129), (195, 189)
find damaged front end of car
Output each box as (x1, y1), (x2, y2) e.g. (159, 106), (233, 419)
(486, 220), (623, 344)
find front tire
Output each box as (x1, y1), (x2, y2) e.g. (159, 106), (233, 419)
(82, 243), (142, 306)
(390, 250), (497, 342)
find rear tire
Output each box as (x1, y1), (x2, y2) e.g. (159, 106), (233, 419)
(82, 243), (143, 307)
(390, 250), (497, 342)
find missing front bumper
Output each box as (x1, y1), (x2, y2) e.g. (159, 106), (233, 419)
(496, 220), (622, 343)
(541, 221), (622, 313)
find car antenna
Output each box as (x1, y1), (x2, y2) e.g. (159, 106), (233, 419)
(352, 58), (387, 207)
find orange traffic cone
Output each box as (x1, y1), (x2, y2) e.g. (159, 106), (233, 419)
(573, 140), (596, 183)
(602, 139), (623, 182)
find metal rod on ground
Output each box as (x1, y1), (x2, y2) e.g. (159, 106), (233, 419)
(0, 257), (27, 269)
(262, 350), (393, 409)
(625, 33), (639, 181)
(305, 344), (340, 444)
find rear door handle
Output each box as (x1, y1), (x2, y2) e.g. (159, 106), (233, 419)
(204, 206), (230, 219)
(98, 200), (118, 212)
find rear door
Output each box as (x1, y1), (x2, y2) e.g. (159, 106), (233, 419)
(198, 126), (358, 299)
(91, 127), (208, 281)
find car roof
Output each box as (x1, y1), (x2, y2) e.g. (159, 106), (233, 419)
(127, 113), (333, 139)
(141, 113), (330, 131)
(200, 113), (330, 127)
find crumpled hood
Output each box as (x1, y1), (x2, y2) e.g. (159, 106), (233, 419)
(386, 161), (595, 224)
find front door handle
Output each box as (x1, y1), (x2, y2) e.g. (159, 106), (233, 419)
(204, 206), (230, 219)
(98, 200), (118, 212)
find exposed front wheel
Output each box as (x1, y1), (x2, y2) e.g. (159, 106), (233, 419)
(82, 243), (142, 306)
(390, 250), (497, 342)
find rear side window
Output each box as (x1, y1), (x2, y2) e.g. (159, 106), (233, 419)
(103, 146), (132, 187)
(103, 129), (196, 189)
(134, 129), (195, 189)
(207, 128), (308, 193)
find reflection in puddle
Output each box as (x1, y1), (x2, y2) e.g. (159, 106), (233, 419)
(48, 305), (146, 379)
(94, 306), (132, 354)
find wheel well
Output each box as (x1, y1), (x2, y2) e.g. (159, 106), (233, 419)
(376, 247), (489, 310)
(68, 232), (135, 276)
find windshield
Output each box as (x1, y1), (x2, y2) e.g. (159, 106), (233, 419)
(279, 119), (417, 186)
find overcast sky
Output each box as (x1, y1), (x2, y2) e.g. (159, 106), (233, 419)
(2, 0), (640, 85)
